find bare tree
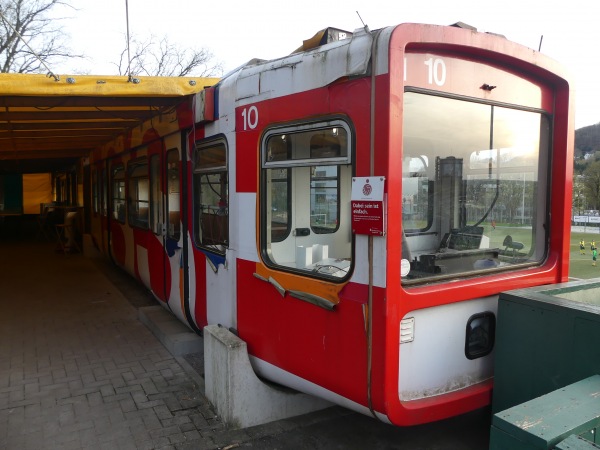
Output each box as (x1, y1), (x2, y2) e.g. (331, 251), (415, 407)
(0, 0), (78, 74)
(115, 34), (222, 78)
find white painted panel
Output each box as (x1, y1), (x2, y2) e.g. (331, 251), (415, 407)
(231, 27), (389, 107)
(250, 356), (390, 423)
(206, 255), (236, 329)
(237, 193), (258, 262)
(167, 248), (187, 325)
(398, 296), (498, 401)
(136, 244), (150, 287)
(236, 73), (260, 100)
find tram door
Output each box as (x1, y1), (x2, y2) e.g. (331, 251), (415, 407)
(148, 144), (185, 319)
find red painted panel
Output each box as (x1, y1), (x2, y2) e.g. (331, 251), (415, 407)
(235, 130), (259, 193)
(236, 259), (389, 408)
(235, 78), (372, 193)
(110, 223), (126, 266)
(147, 233), (170, 303)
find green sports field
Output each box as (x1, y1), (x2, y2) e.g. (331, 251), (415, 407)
(472, 225), (600, 279)
(570, 230), (600, 279)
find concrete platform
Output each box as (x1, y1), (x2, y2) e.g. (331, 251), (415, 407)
(138, 306), (203, 358)
(204, 324), (332, 429)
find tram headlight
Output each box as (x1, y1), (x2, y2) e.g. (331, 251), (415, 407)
(465, 312), (496, 360)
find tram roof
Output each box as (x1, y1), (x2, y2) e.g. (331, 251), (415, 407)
(0, 73), (219, 173)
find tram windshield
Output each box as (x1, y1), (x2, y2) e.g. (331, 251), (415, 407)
(401, 92), (550, 283)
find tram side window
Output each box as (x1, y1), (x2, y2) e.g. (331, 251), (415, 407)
(402, 155), (431, 232)
(261, 120), (352, 280)
(149, 154), (161, 235)
(270, 167), (290, 243)
(166, 150), (181, 240)
(310, 166), (340, 234)
(101, 167), (108, 216)
(92, 168), (98, 214)
(128, 159), (149, 229)
(111, 164), (125, 223)
(193, 139), (228, 254)
(267, 134), (291, 243)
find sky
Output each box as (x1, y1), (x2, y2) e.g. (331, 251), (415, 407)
(51, 0), (598, 129)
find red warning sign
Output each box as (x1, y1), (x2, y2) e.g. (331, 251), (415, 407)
(351, 177), (385, 236)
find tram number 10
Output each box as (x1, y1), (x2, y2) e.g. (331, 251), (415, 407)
(424, 58), (447, 86)
(241, 106), (259, 130)
(404, 57), (447, 87)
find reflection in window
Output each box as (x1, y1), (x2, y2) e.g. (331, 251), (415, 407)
(270, 168), (290, 243)
(262, 120), (352, 280)
(401, 92), (549, 284)
(402, 156), (431, 231)
(112, 164), (125, 223)
(166, 150), (181, 240)
(193, 140), (228, 254)
(310, 166), (339, 234)
(101, 167), (107, 216)
(92, 169), (98, 214)
(150, 154), (161, 235)
(128, 159), (149, 229)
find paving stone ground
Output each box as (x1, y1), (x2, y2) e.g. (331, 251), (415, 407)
(0, 238), (230, 449)
(0, 221), (491, 450)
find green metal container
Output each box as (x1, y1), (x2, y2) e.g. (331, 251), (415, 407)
(555, 434), (600, 450)
(493, 279), (600, 414)
(490, 278), (600, 449)
(490, 375), (600, 449)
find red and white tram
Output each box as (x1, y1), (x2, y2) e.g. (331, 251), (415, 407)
(89, 22), (574, 425)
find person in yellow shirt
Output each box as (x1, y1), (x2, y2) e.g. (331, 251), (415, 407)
(580, 239), (586, 255)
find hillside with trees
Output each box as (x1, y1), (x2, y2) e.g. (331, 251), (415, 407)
(575, 123), (600, 160)
(575, 123), (600, 175)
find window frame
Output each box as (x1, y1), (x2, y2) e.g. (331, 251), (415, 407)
(260, 118), (354, 281)
(111, 163), (126, 224)
(127, 158), (150, 230)
(192, 137), (229, 255)
(400, 89), (552, 285)
(268, 167), (291, 243)
(149, 154), (161, 235)
(166, 149), (181, 241)
(92, 167), (99, 215)
(310, 165), (341, 235)
(263, 120), (351, 169)
(101, 166), (108, 216)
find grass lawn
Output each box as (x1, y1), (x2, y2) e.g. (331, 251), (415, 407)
(570, 230), (600, 279)
(486, 226), (600, 279)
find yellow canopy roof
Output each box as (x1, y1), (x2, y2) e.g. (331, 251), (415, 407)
(0, 73), (219, 171)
